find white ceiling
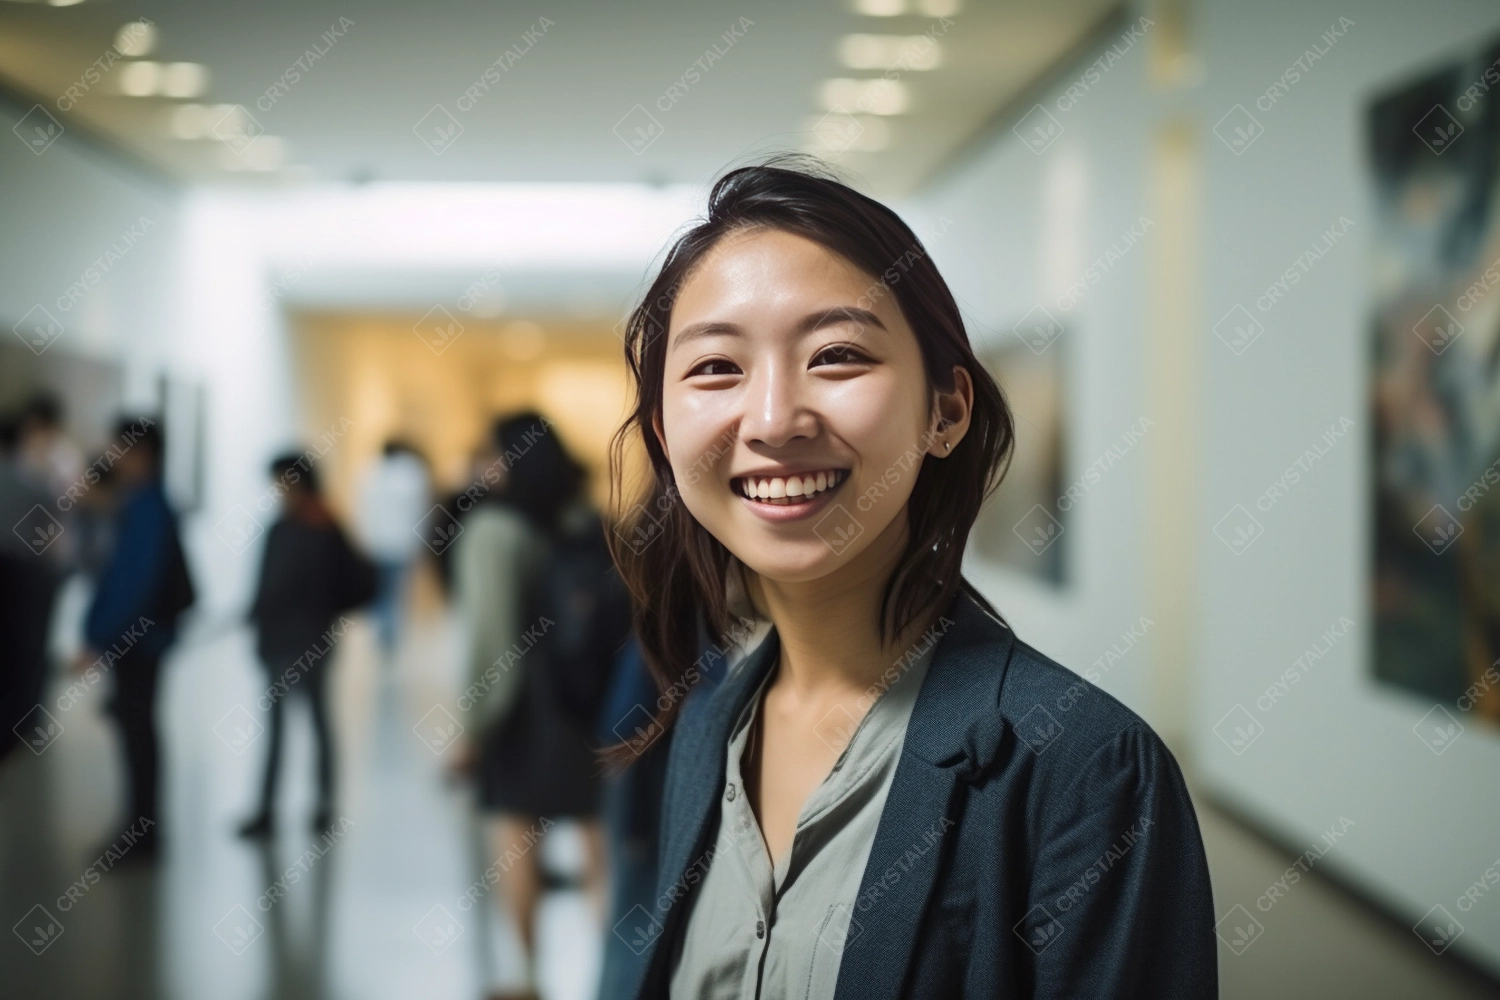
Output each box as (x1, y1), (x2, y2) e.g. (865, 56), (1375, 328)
(0, 0), (1121, 195)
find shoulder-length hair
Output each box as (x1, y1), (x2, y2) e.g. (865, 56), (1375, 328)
(605, 159), (1015, 764)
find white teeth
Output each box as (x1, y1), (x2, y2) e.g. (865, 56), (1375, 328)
(739, 470), (843, 501)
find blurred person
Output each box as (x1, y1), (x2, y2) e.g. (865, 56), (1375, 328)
(594, 610), (754, 1000)
(433, 446), (492, 597)
(239, 453), (375, 838)
(451, 412), (630, 1000)
(17, 392), (84, 500)
(354, 439), (431, 657)
(0, 413), (65, 762)
(607, 162), (1216, 998)
(78, 416), (194, 860)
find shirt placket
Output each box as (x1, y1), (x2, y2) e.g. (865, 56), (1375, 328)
(723, 706), (777, 998)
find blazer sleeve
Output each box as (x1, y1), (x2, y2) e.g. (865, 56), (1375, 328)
(1023, 727), (1217, 999)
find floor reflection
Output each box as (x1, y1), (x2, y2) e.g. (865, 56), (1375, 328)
(2, 604), (601, 1000)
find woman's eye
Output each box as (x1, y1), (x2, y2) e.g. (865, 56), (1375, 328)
(689, 358), (741, 377)
(813, 344), (869, 367)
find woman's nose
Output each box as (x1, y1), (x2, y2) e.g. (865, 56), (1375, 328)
(738, 364), (818, 449)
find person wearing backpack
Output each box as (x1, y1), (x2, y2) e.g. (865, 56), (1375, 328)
(451, 412), (630, 1000)
(238, 452), (376, 838)
(78, 416), (195, 861)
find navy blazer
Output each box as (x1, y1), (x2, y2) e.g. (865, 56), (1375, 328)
(627, 587), (1217, 999)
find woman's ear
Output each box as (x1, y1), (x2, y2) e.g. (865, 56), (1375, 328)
(651, 408), (670, 462)
(928, 364), (974, 457)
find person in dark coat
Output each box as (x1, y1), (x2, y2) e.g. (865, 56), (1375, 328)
(79, 416), (194, 859)
(239, 453), (374, 837)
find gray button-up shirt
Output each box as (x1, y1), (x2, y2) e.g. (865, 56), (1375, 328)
(668, 636), (938, 999)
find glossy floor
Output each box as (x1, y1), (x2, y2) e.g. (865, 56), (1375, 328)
(2, 607), (1494, 999)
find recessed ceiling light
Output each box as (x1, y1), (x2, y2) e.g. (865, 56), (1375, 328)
(219, 136), (285, 171)
(118, 61), (161, 97)
(819, 78), (910, 116)
(162, 63), (210, 99)
(852, 0), (905, 15)
(115, 21), (156, 57)
(48, 0), (86, 7)
(168, 103), (213, 139)
(838, 34), (942, 71)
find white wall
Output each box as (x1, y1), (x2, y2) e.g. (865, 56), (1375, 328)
(0, 100), (182, 409)
(910, 0), (1500, 976)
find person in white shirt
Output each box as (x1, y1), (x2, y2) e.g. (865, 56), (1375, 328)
(354, 440), (431, 657)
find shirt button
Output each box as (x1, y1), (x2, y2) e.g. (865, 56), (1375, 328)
(755, 920), (765, 939)
(726, 783), (737, 801)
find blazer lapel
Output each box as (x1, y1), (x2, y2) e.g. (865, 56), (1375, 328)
(642, 627), (782, 989)
(833, 590), (1016, 1000)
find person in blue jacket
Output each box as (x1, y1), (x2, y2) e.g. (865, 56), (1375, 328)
(79, 416), (193, 860)
(603, 161), (1217, 999)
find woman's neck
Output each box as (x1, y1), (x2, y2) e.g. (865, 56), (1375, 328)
(744, 513), (942, 701)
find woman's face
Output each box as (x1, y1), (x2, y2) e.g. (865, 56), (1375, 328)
(656, 227), (967, 585)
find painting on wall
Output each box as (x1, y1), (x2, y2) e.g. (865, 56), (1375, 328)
(1368, 32), (1500, 723)
(970, 327), (1067, 586)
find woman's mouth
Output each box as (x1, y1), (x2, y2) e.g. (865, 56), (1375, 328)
(732, 469), (849, 505)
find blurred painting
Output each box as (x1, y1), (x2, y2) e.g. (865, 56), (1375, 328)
(971, 331), (1067, 585)
(1368, 32), (1500, 721)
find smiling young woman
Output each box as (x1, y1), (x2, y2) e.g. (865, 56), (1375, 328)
(606, 161), (1217, 1000)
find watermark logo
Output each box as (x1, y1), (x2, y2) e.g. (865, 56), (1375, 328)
(1412, 504), (1463, 556)
(1412, 304), (1463, 355)
(413, 705), (464, 754)
(414, 105), (463, 154)
(1413, 903), (1463, 955)
(1017, 704), (1064, 755)
(614, 104), (664, 154)
(809, 107), (864, 153)
(1214, 903), (1264, 954)
(1013, 902), (1064, 955)
(213, 704), (264, 754)
(213, 504), (265, 554)
(612, 903), (665, 956)
(1013, 304), (1064, 354)
(413, 904), (464, 953)
(413, 304), (464, 354)
(1213, 105), (1263, 154)
(1213, 504), (1264, 554)
(612, 703), (663, 756)
(1013, 104), (1064, 154)
(13, 305), (64, 355)
(1212, 704), (1264, 755)
(1412, 105), (1463, 155)
(13, 504), (64, 555)
(213, 904), (265, 954)
(12, 105), (63, 155)
(813, 503), (864, 555)
(210, 105), (264, 155)
(416, 504), (464, 555)
(1013, 504), (1064, 556)
(12, 704), (63, 756)
(13, 904), (64, 955)
(1213, 304), (1265, 355)
(1412, 704), (1463, 755)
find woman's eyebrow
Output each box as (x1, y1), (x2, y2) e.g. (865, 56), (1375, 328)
(802, 305), (886, 336)
(669, 306), (886, 352)
(670, 321), (741, 352)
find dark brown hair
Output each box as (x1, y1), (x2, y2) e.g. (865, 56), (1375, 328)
(604, 159), (1015, 765)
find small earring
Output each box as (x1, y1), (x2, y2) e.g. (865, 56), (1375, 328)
(944, 440), (952, 452)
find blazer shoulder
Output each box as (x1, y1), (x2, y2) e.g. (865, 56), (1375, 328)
(998, 634), (1178, 775)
